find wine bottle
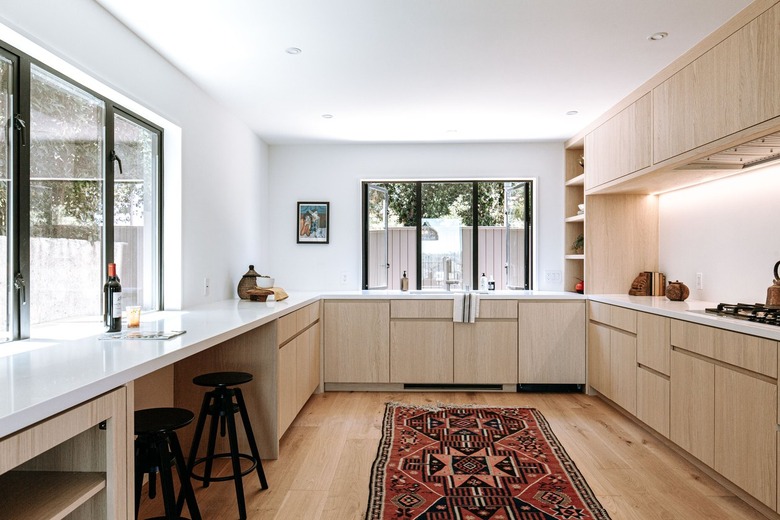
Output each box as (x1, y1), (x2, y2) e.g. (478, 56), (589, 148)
(104, 263), (122, 332)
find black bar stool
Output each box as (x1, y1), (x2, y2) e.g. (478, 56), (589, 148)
(184, 371), (268, 520)
(134, 407), (201, 520)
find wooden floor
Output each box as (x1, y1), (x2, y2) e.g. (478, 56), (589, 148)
(139, 390), (771, 519)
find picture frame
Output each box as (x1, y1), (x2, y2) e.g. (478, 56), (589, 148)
(297, 202), (329, 244)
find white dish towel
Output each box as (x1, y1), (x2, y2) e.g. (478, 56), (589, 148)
(453, 293), (465, 323)
(453, 293), (480, 323)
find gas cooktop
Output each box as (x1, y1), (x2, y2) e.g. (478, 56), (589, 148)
(705, 303), (780, 327)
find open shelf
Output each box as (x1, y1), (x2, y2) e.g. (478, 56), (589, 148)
(565, 173), (585, 186)
(565, 254), (585, 260)
(1, 470), (106, 519)
(565, 214), (584, 223)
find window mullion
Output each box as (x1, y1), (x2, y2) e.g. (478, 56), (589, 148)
(15, 54), (31, 339)
(104, 104), (115, 270)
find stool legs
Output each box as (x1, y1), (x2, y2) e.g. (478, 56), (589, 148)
(234, 388), (268, 489)
(184, 385), (268, 520)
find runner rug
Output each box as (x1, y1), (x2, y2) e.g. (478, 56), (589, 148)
(366, 403), (611, 520)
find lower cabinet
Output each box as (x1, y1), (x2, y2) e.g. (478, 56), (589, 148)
(0, 387), (130, 519)
(587, 303), (636, 414)
(517, 301), (585, 384)
(670, 350), (715, 467)
(454, 321), (517, 384)
(588, 321), (611, 395)
(391, 320), (453, 383)
(636, 366), (669, 438)
(323, 300), (390, 383)
(610, 329), (637, 414)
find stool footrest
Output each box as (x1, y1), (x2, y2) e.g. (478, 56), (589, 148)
(190, 453), (258, 482)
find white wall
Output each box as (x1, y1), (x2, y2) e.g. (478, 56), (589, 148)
(0, 0), (270, 307)
(659, 162), (780, 304)
(268, 143), (565, 291)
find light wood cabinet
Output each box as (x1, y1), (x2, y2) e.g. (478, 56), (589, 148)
(670, 350), (715, 467)
(636, 366), (670, 438)
(653, 3), (780, 163)
(585, 93), (652, 190)
(637, 312), (670, 375)
(0, 387), (130, 519)
(278, 305), (321, 438)
(517, 301), (585, 384)
(323, 300), (390, 383)
(610, 329), (637, 414)
(587, 321), (610, 395)
(588, 301), (637, 408)
(391, 321), (453, 383)
(389, 299), (453, 383)
(715, 365), (777, 509)
(453, 300), (518, 384)
(454, 322), (517, 384)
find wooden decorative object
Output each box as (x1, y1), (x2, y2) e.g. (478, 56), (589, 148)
(628, 272), (650, 296)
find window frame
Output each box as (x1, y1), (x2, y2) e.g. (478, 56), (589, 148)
(361, 179), (533, 291)
(1, 39), (164, 341)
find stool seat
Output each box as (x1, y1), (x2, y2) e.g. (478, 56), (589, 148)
(184, 371), (267, 520)
(135, 408), (194, 435)
(192, 371), (253, 388)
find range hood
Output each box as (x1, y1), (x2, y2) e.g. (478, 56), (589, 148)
(679, 132), (780, 171)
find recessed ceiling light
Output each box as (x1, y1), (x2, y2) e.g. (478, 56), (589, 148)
(321, 114), (334, 119)
(286, 47), (302, 55)
(648, 32), (668, 41)
(566, 110), (579, 116)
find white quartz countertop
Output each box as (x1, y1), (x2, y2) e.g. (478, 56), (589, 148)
(589, 294), (780, 342)
(321, 290), (586, 300)
(0, 293), (320, 439)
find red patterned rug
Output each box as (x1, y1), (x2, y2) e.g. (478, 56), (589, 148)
(366, 403), (611, 520)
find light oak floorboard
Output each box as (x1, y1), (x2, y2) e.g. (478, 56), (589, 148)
(139, 391), (770, 520)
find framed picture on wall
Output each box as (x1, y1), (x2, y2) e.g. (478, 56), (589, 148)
(297, 202), (329, 244)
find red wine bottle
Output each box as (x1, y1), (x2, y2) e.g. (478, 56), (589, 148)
(104, 263), (122, 332)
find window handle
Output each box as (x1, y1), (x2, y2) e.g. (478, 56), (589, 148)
(109, 150), (123, 174)
(14, 273), (26, 305)
(13, 115), (27, 146)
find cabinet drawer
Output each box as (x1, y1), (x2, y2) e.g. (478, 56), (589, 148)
(391, 300), (452, 319)
(588, 301), (636, 333)
(671, 320), (777, 378)
(278, 302), (320, 346)
(636, 366), (669, 438)
(478, 300), (517, 319)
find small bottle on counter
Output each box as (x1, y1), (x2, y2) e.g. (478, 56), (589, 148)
(479, 272), (488, 292)
(488, 275), (495, 291)
(104, 263), (122, 332)
(401, 271), (409, 291)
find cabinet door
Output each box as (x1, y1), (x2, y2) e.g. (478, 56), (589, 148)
(653, 3), (780, 162)
(636, 366), (669, 438)
(278, 339), (297, 438)
(454, 322), (517, 384)
(585, 94), (652, 189)
(323, 301), (389, 383)
(518, 302), (585, 384)
(294, 326), (319, 412)
(637, 312), (670, 375)
(588, 322), (610, 396)
(670, 350), (714, 467)
(610, 329), (637, 414)
(390, 321), (453, 383)
(715, 365), (777, 508)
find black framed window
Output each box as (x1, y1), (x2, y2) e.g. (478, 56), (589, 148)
(362, 180), (532, 291)
(1, 41), (163, 342)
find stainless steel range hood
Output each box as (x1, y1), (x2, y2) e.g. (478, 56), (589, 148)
(678, 132), (780, 171)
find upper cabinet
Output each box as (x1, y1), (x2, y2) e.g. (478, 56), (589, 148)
(585, 94), (652, 190)
(653, 3), (780, 164)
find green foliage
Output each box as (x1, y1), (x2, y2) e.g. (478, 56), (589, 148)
(373, 181), (527, 228)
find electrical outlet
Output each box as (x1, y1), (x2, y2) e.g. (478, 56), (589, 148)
(203, 277), (210, 296)
(544, 270), (562, 283)
(340, 272), (348, 285)
(696, 272), (703, 290)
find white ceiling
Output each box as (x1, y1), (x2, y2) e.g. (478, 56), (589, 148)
(95, 0), (752, 144)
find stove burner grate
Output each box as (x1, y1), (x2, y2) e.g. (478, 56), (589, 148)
(705, 303), (780, 326)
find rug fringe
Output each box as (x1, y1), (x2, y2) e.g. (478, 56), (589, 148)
(384, 401), (537, 412)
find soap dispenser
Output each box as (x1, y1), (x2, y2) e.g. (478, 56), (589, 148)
(401, 271), (409, 291)
(488, 275), (495, 291)
(479, 272), (488, 292)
